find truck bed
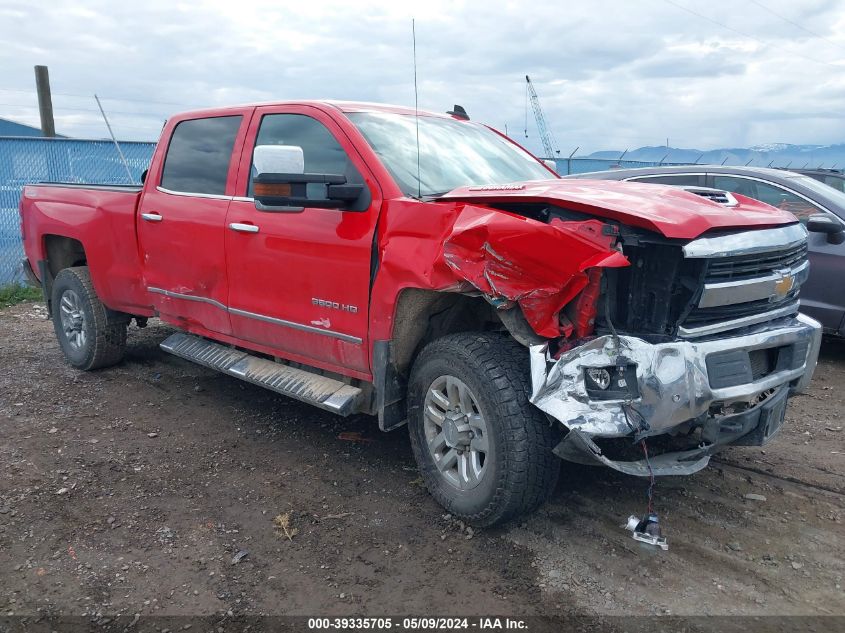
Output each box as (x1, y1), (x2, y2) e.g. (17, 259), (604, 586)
(20, 182), (151, 314)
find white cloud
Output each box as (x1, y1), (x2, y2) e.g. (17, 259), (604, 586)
(0, 0), (843, 153)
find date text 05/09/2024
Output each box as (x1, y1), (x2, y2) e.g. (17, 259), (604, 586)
(307, 617), (528, 630)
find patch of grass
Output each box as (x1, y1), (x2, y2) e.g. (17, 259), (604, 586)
(0, 283), (43, 306)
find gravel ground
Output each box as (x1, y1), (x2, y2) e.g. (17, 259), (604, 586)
(1, 302), (843, 621)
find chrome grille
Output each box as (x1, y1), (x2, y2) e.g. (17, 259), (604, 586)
(683, 292), (799, 327)
(604, 225), (809, 340)
(678, 225), (810, 338)
(705, 242), (808, 282)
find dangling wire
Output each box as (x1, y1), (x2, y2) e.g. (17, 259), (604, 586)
(640, 439), (655, 514)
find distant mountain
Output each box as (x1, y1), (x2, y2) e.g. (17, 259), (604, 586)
(585, 143), (845, 168)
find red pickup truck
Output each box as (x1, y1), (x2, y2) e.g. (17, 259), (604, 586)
(20, 101), (821, 526)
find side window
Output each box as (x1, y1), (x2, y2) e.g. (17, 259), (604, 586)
(713, 176), (817, 222)
(712, 175), (759, 198)
(630, 174), (702, 186)
(160, 116), (242, 195)
(248, 114), (363, 196)
(823, 176), (845, 193)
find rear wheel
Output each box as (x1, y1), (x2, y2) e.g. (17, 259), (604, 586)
(51, 266), (128, 370)
(408, 332), (560, 526)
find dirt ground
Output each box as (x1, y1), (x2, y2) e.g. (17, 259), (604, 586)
(1, 302), (843, 621)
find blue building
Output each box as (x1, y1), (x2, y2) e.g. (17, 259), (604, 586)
(0, 116), (63, 137)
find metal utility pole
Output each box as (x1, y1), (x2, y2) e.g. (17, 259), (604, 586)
(34, 65), (56, 137)
(525, 75), (560, 158)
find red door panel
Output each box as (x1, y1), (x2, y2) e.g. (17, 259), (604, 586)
(225, 106), (381, 374)
(138, 111), (252, 335)
(138, 189), (234, 334)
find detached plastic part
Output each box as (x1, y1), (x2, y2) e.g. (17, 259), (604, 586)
(625, 513), (668, 550)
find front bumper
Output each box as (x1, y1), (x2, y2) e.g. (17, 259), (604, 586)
(529, 313), (822, 476)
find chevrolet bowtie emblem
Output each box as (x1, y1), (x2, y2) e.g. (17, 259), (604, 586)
(773, 271), (795, 299)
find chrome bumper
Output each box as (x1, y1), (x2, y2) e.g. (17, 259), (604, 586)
(529, 313), (822, 475)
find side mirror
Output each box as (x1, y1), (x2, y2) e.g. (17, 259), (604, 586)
(252, 145), (366, 212)
(543, 159), (558, 174)
(807, 213), (845, 244)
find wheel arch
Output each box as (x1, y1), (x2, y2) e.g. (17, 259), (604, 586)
(373, 288), (507, 431)
(39, 235), (88, 314)
(44, 234), (87, 274)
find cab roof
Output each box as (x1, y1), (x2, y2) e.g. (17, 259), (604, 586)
(170, 100), (457, 122)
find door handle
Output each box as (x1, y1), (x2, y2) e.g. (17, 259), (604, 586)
(229, 222), (260, 234)
(141, 212), (163, 222)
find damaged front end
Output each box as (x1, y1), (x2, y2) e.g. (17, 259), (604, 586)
(527, 222), (822, 477)
(377, 186), (821, 477)
(529, 314), (821, 476)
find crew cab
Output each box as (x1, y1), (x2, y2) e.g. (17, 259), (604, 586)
(20, 101), (822, 526)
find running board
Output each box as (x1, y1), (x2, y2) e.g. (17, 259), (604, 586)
(159, 333), (364, 416)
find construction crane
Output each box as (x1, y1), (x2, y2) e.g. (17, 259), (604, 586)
(524, 75), (560, 158)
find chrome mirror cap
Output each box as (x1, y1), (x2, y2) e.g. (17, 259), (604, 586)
(253, 145), (304, 176)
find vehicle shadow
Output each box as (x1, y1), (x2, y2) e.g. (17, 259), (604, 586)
(819, 335), (845, 362)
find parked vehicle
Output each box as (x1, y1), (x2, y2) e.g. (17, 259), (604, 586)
(569, 165), (845, 336)
(20, 102), (821, 525)
(781, 168), (845, 193)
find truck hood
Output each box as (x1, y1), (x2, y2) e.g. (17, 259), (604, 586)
(437, 179), (797, 239)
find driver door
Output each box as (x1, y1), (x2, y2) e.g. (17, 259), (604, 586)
(224, 106), (381, 375)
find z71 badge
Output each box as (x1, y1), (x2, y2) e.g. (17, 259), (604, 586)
(312, 298), (358, 314)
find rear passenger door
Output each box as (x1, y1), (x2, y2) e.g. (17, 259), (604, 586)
(138, 113), (250, 336)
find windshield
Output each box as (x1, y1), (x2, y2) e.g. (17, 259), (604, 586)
(789, 175), (845, 212)
(348, 112), (553, 197)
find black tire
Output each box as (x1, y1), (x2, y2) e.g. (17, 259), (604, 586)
(408, 332), (560, 527)
(51, 266), (127, 370)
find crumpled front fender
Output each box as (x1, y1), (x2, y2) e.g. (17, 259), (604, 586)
(369, 199), (628, 343)
(442, 207), (628, 338)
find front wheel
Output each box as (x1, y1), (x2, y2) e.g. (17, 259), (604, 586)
(51, 266), (128, 370)
(408, 332), (560, 527)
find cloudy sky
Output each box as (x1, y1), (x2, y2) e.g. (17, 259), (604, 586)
(1, 0), (844, 155)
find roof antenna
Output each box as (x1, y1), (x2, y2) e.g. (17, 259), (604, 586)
(412, 18), (421, 199)
(94, 94), (134, 183)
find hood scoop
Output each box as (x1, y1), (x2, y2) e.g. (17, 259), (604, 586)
(681, 186), (738, 207)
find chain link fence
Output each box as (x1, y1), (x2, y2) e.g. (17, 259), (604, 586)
(0, 137), (155, 284)
(555, 157), (693, 175)
(1, 139), (690, 285)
